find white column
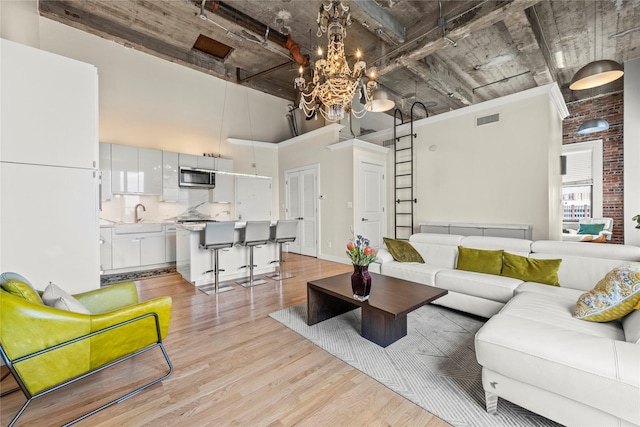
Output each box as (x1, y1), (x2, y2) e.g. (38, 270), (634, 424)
(624, 58), (640, 245)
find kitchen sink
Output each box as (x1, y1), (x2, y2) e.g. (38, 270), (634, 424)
(114, 223), (163, 234)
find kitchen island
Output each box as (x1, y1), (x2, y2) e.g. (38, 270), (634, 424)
(176, 222), (277, 286)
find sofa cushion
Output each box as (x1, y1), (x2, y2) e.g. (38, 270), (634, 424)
(382, 261), (444, 286)
(475, 311), (639, 425)
(435, 269), (521, 303)
(515, 282), (584, 301)
(410, 242), (458, 269)
(573, 264), (640, 322)
(409, 233), (464, 246)
(501, 252), (561, 287)
(456, 247), (503, 275)
(0, 276), (43, 305)
(500, 291), (625, 340)
(460, 235), (532, 257)
(622, 310), (640, 344)
(383, 237), (424, 263)
(531, 253), (630, 292)
(42, 282), (91, 314)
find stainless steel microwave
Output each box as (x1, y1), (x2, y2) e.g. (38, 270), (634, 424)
(179, 167), (216, 188)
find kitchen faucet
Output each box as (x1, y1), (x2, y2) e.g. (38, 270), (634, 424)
(134, 203), (146, 223)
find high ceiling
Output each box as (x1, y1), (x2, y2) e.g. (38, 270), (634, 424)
(39, 0), (640, 121)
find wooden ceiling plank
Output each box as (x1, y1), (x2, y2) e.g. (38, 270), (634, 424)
(415, 55), (473, 106)
(504, 8), (555, 86)
(374, 0), (541, 77)
(350, 0), (406, 43)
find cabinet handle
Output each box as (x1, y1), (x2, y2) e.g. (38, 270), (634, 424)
(362, 218), (369, 222)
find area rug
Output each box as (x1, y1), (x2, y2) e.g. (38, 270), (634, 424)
(100, 266), (177, 286)
(269, 304), (560, 427)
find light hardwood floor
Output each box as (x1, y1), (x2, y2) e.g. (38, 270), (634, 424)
(1, 254), (451, 427)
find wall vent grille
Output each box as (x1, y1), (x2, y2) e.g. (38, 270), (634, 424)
(476, 113), (500, 126)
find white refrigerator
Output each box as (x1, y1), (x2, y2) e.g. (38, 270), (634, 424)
(0, 38), (100, 294)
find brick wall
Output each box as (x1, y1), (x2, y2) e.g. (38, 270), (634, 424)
(563, 92), (624, 244)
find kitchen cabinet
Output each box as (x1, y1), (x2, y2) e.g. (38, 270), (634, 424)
(111, 225), (166, 270)
(111, 144), (162, 194)
(99, 227), (112, 273)
(112, 237), (141, 270)
(99, 143), (112, 201)
(198, 156), (215, 170)
(140, 235), (166, 266)
(162, 151), (180, 202)
(179, 154), (198, 168)
(165, 224), (176, 263)
(112, 144), (138, 193)
(139, 148), (162, 194)
(0, 40), (97, 170)
(212, 158), (234, 203)
(0, 39), (100, 294)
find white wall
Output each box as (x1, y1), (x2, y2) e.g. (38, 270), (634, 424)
(361, 84), (568, 241)
(624, 57), (640, 246)
(278, 125), (353, 261)
(2, 4), (305, 224)
(0, 1), (39, 48)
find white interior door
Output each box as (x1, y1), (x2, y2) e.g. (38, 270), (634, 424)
(359, 161), (385, 249)
(285, 166), (318, 257)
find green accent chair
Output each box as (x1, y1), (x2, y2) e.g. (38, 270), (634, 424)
(0, 273), (172, 427)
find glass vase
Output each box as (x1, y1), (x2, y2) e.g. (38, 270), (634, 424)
(351, 264), (372, 301)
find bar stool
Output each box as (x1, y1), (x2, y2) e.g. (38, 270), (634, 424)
(199, 221), (236, 294)
(236, 221), (271, 287)
(268, 220), (298, 280)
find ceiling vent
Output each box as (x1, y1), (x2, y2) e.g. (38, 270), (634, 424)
(193, 34), (233, 60)
(476, 113), (500, 127)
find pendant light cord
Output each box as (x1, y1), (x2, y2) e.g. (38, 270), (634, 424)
(218, 82), (228, 157)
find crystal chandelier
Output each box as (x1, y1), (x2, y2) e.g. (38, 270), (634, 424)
(294, 1), (391, 122)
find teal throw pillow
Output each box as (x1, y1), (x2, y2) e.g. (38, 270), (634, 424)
(578, 223), (605, 235)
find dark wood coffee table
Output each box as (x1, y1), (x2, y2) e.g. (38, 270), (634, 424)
(307, 272), (447, 347)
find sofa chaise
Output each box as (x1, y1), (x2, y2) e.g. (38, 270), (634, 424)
(372, 233), (640, 427)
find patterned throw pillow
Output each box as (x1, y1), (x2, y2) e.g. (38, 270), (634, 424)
(573, 263), (640, 322)
(383, 237), (424, 263)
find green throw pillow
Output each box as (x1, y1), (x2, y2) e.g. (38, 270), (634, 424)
(1, 278), (44, 305)
(383, 237), (424, 263)
(578, 223), (605, 235)
(501, 252), (561, 286)
(574, 263), (640, 322)
(456, 247), (503, 275)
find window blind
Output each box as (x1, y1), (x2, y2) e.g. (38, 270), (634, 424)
(562, 149), (592, 185)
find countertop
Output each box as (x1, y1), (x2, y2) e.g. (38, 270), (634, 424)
(178, 221), (254, 231)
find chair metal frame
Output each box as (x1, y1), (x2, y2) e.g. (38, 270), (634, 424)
(200, 221), (236, 294)
(237, 221), (271, 287)
(269, 220), (298, 280)
(0, 312), (172, 427)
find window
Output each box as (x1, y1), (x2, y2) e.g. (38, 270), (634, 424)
(562, 141), (603, 222)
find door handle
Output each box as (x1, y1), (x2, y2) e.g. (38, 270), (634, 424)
(362, 218), (369, 221)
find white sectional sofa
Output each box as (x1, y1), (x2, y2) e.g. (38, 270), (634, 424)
(372, 233), (640, 427)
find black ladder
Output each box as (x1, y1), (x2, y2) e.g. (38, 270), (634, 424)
(393, 102), (429, 240)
